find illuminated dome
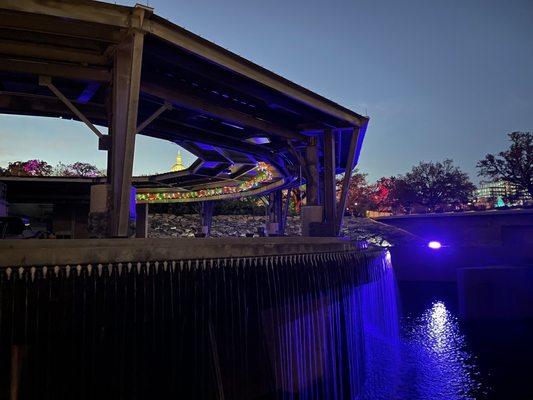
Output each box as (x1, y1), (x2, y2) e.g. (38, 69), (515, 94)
(170, 151), (186, 172)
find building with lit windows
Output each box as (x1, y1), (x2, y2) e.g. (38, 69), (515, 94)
(474, 181), (531, 208)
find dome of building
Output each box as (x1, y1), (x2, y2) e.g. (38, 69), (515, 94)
(171, 151), (186, 172)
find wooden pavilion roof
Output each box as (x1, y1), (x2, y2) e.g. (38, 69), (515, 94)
(0, 0), (369, 195)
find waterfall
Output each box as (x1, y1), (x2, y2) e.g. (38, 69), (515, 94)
(0, 248), (399, 399)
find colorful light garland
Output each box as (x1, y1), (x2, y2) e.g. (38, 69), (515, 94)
(136, 162), (274, 203)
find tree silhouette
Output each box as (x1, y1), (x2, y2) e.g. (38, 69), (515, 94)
(400, 159), (475, 212)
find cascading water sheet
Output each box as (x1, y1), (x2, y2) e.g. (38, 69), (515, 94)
(0, 248), (399, 399)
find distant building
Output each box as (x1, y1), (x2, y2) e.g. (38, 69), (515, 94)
(170, 151), (186, 172)
(474, 181), (531, 208)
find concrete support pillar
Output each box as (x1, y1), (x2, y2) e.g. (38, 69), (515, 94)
(301, 137), (325, 236)
(305, 137), (320, 206)
(135, 203), (149, 238)
(323, 130), (336, 231)
(89, 184), (110, 238)
(267, 190), (283, 236)
(200, 201), (215, 237)
(301, 206), (324, 236)
(89, 184), (136, 238)
(108, 29), (144, 237)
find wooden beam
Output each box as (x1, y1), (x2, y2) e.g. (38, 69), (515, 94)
(286, 140), (311, 180)
(0, 39), (108, 65)
(0, 58), (111, 82)
(148, 18), (365, 127)
(143, 47), (342, 129)
(136, 102), (172, 134)
(141, 124), (274, 162)
(0, 10), (124, 43)
(141, 82), (308, 142)
(0, 0), (366, 128)
(109, 30), (144, 237)
(323, 129), (336, 228)
(0, 93), (108, 135)
(0, 0), (132, 29)
(39, 76), (104, 138)
(335, 126), (361, 235)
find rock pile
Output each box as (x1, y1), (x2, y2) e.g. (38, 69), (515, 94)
(148, 213), (422, 246)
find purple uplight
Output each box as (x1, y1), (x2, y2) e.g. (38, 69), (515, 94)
(428, 241), (442, 250)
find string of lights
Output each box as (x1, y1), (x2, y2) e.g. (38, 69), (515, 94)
(136, 162), (274, 203)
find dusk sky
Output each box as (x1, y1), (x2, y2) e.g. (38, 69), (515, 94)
(0, 0), (531, 182)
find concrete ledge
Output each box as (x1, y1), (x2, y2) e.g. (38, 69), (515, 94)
(0, 237), (358, 267)
(458, 265), (533, 320)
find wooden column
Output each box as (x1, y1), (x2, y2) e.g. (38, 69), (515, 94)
(336, 125), (364, 235)
(200, 201), (215, 237)
(108, 30), (144, 237)
(323, 130), (336, 232)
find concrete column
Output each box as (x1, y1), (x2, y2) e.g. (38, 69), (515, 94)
(267, 190), (283, 235)
(323, 130), (336, 229)
(200, 201), (215, 237)
(88, 184), (109, 238)
(136, 203), (149, 238)
(305, 137), (320, 206)
(108, 29), (144, 237)
(89, 184), (135, 238)
(301, 137), (324, 236)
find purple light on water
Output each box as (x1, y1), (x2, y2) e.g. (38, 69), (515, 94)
(428, 241), (442, 250)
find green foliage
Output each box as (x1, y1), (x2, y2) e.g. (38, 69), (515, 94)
(400, 159), (475, 211)
(477, 132), (533, 197)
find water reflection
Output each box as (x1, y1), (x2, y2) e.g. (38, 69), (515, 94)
(396, 301), (487, 400)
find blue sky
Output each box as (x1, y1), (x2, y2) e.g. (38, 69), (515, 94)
(1, 0), (531, 182)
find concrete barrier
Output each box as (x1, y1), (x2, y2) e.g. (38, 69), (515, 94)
(458, 266), (533, 320)
(0, 237), (357, 267)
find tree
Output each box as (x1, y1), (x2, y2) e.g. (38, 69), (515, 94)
(372, 176), (416, 213)
(55, 162), (103, 177)
(0, 160), (53, 176)
(400, 159), (475, 212)
(477, 132), (533, 197)
(338, 170), (376, 216)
